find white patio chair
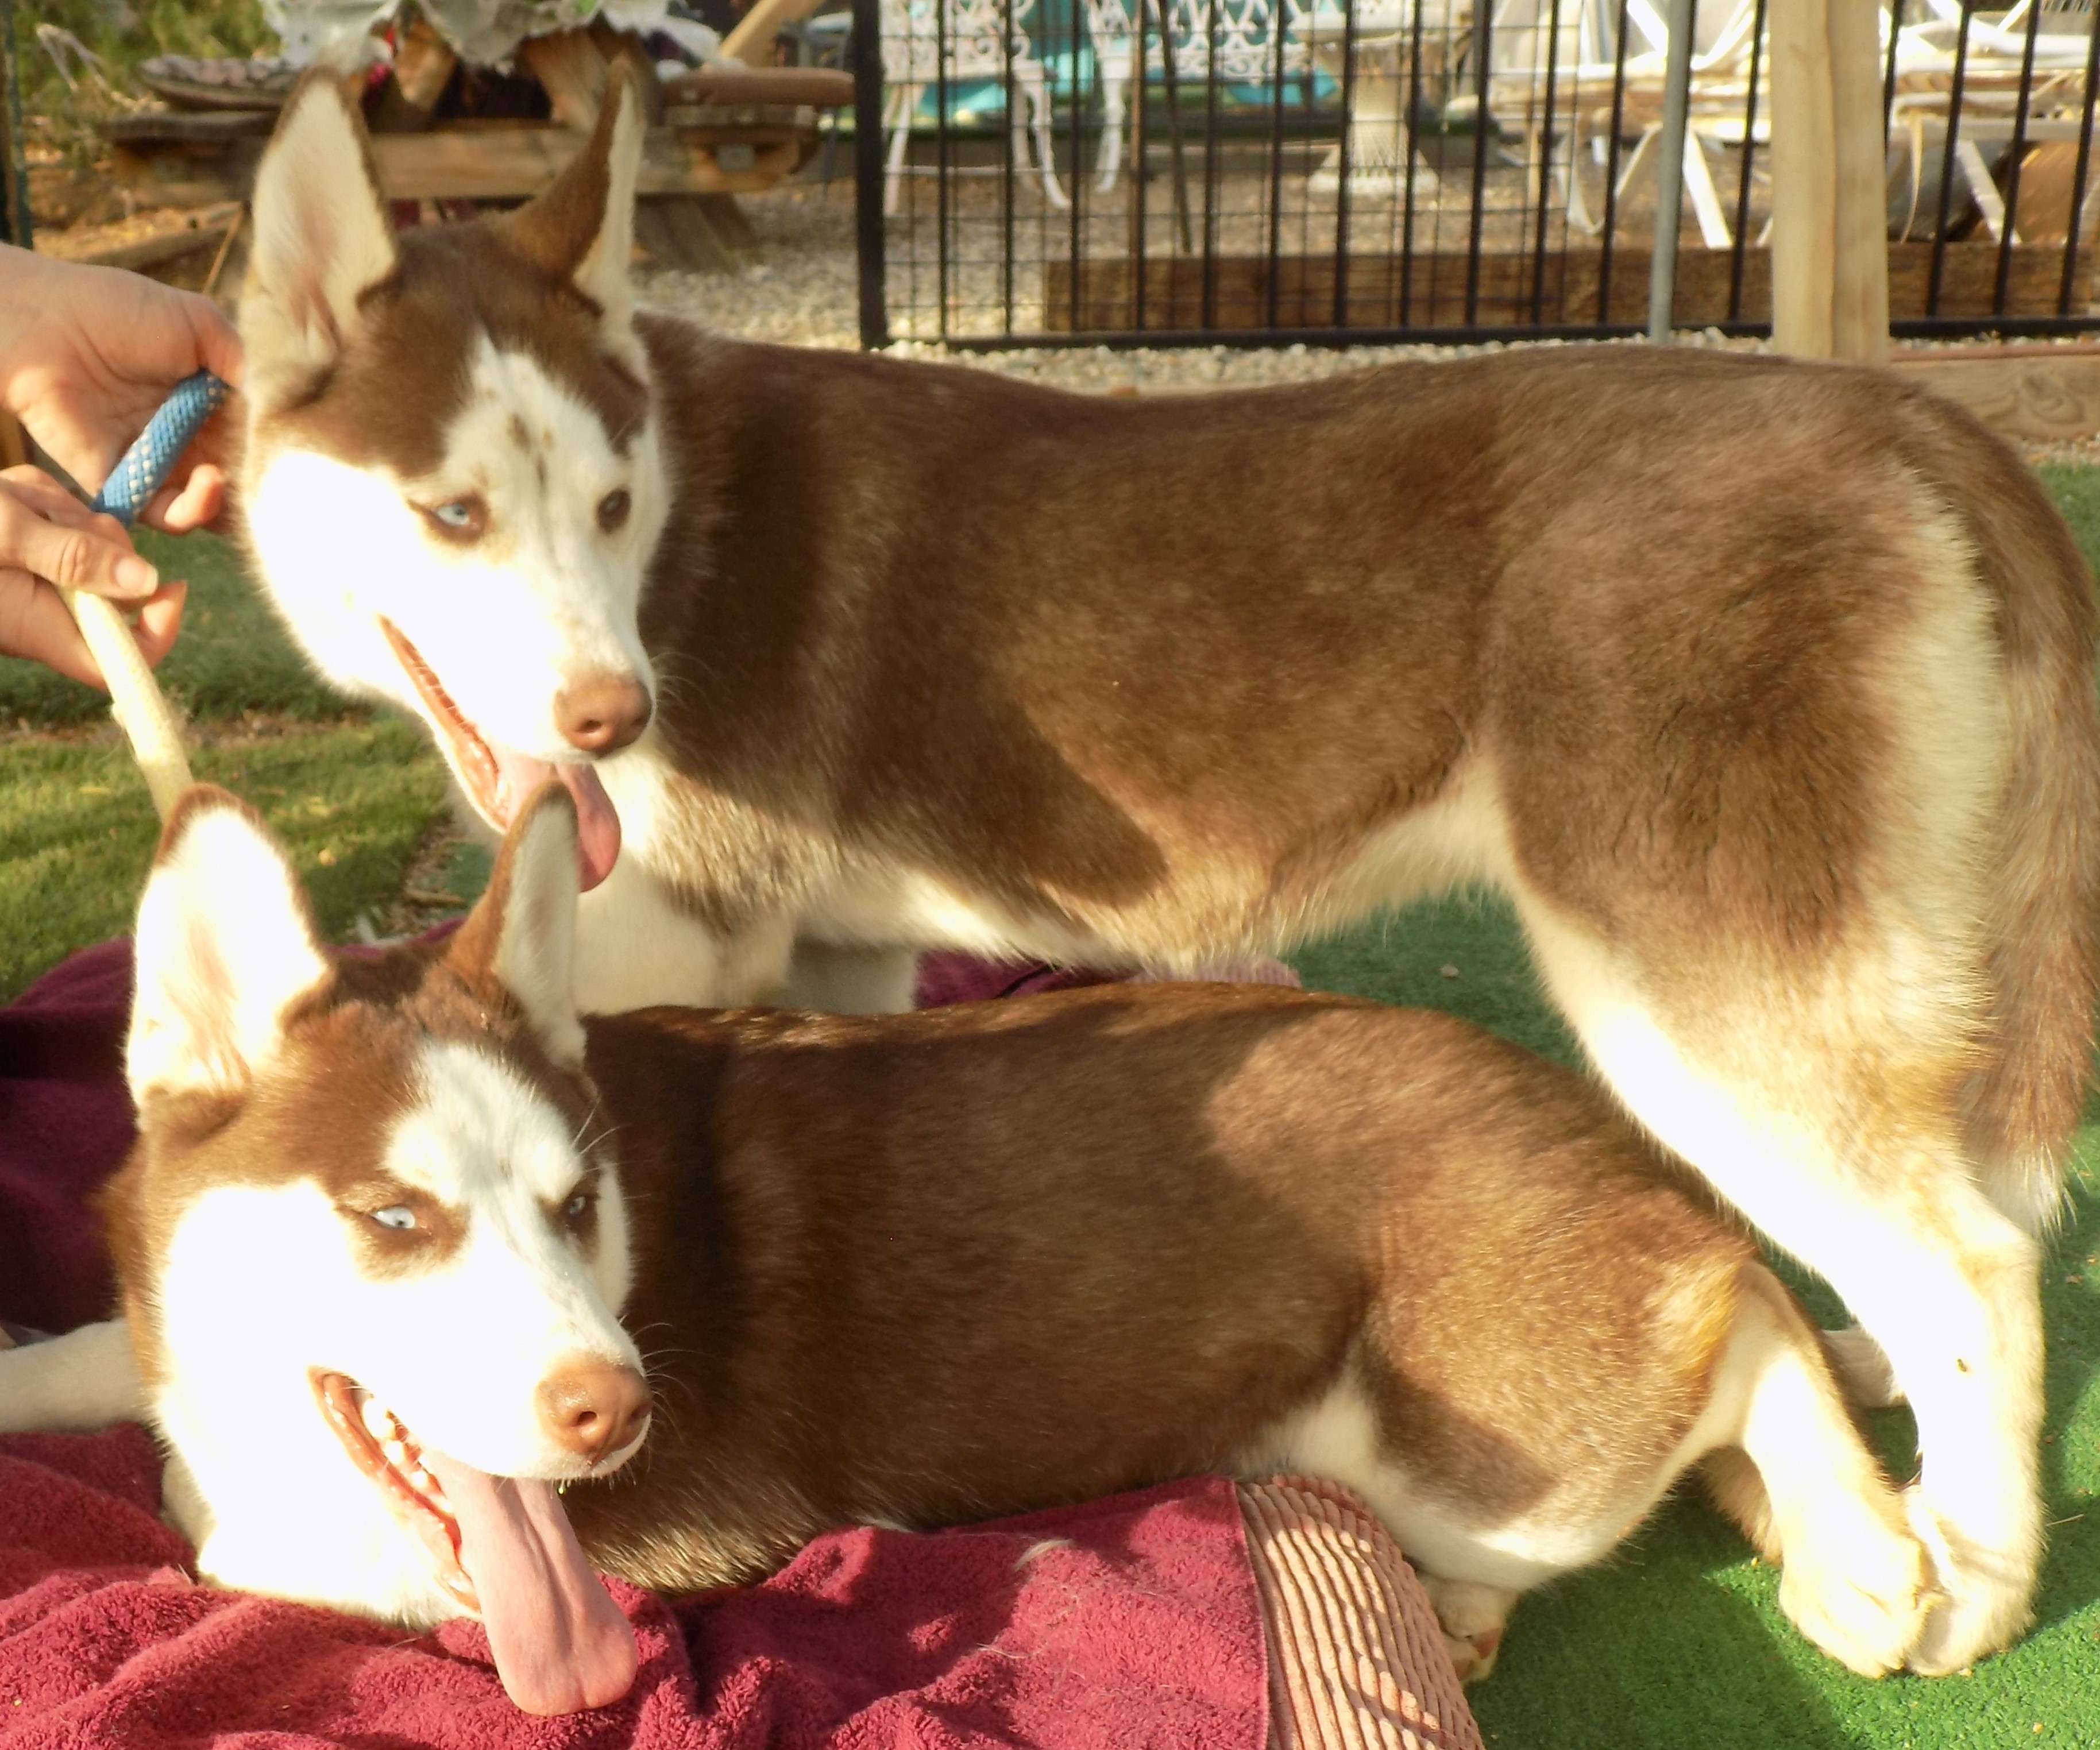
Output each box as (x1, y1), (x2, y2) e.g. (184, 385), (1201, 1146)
(1885, 0), (2098, 243)
(881, 0), (1068, 213)
(1299, 0), (1451, 200)
(1456, 0), (1762, 245)
(1083, 0), (1324, 190)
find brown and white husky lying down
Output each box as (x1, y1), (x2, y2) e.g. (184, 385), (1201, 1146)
(0, 786), (1931, 1712)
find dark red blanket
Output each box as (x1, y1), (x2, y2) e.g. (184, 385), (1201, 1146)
(0, 945), (1267, 1750)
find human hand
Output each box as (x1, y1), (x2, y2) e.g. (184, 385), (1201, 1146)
(0, 246), (242, 535)
(0, 466), (186, 689)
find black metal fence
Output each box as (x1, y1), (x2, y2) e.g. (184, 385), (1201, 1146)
(849, 0), (2100, 346)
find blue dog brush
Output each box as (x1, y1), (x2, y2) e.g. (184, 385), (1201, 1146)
(89, 369), (231, 528)
(66, 368), (233, 820)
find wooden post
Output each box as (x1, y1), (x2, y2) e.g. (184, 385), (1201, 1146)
(1768, 0), (1889, 361)
(0, 0), (31, 249)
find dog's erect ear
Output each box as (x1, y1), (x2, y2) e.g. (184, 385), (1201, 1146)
(242, 69), (397, 407)
(447, 785), (587, 1072)
(499, 64), (644, 365)
(128, 787), (331, 1108)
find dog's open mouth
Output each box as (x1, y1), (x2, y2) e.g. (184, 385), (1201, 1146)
(377, 617), (623, 893)
(311, 1370), (638, 1714)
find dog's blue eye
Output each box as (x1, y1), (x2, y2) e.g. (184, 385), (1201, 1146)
(563, 1192), (590, 1220)
(372, 1206), (417, 1231)
(420, 496), (488, 542)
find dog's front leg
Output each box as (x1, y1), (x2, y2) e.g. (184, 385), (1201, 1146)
(779, 940), (921, 1013)
(0, 1318), (145, 1432)
(574, 851), (796, 1013)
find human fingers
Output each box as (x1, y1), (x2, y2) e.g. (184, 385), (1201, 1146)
(183, 288), (243, 390)
(140, 462), (229, 535)
(130, 578), (187, 667)
(6, 266), (244, 489)
(0, 478), (157, 601)
(0, 566), (102, 687)
(72, 262), (241, 388)
(0, 465), (136, 537)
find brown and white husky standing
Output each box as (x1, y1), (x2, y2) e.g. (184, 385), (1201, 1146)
(229, 71), (2100, 1672)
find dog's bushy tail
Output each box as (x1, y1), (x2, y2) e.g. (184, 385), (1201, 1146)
(1954, 435), (2100, 1226)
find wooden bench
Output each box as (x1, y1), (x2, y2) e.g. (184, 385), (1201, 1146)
(99, 19), (853, 272)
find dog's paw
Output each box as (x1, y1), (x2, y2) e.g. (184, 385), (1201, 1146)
(1901, 1489), (2036, 1675)
(0, 1319), (144, 1434)
(1777, 1504), (1934, 1678)
(1416, 1575), (1515, 1683)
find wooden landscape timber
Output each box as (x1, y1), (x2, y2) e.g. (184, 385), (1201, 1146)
(1889, 345), (2100, 441)
(1044, 242), (2082, 335)
(31, 199), (241, 275)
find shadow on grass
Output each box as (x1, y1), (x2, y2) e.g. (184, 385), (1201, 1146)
(1466, 1493), (1863, 1750)
(2033, 1170), (2100, 1640)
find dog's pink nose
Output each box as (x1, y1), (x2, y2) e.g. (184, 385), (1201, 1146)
(556, 675), (651, 754)
(537, 1360), (651, 1465)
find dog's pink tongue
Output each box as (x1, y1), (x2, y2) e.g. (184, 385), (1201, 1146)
(421, 1448), (638, 1716)
(491, 748), (621, 891)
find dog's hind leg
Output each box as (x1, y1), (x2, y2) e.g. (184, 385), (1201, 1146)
(1823, 1326), (1906, 1409)
(1701, 1267), (1929, 1675)
(0, 1318), (144, 1432)
(1516, 896), (2041, 1675)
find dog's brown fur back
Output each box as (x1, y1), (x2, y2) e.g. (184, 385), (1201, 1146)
(563, 986), (1746, 1591)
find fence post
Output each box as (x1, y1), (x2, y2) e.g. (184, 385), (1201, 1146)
(852, 0), (891, 349)
(1647, 0), (1696, 342)
(1768, 0), (1887, 361)
(0, 0), (30, 250)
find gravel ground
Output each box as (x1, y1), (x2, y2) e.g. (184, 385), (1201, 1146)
(639, 178), (2100, 468)
(639, 177), (1774, 388)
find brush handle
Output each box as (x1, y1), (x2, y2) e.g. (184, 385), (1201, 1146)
(64, 370), (232, 822)
(88, 370), (231, 529)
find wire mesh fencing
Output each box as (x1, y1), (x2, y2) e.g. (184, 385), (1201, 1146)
(848, 0), (2100, 346)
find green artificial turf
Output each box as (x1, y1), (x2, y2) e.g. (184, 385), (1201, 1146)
(1290, 899), (2100, 1750)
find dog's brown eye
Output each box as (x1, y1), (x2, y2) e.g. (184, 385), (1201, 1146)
(597, 489), (630, 534)
(419, 496), (488, 543)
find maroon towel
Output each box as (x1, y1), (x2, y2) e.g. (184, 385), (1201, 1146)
(0, 943), (1271, 1750)
(0, 1425), (1263, 1750)
(0, 940), (134, 1337)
